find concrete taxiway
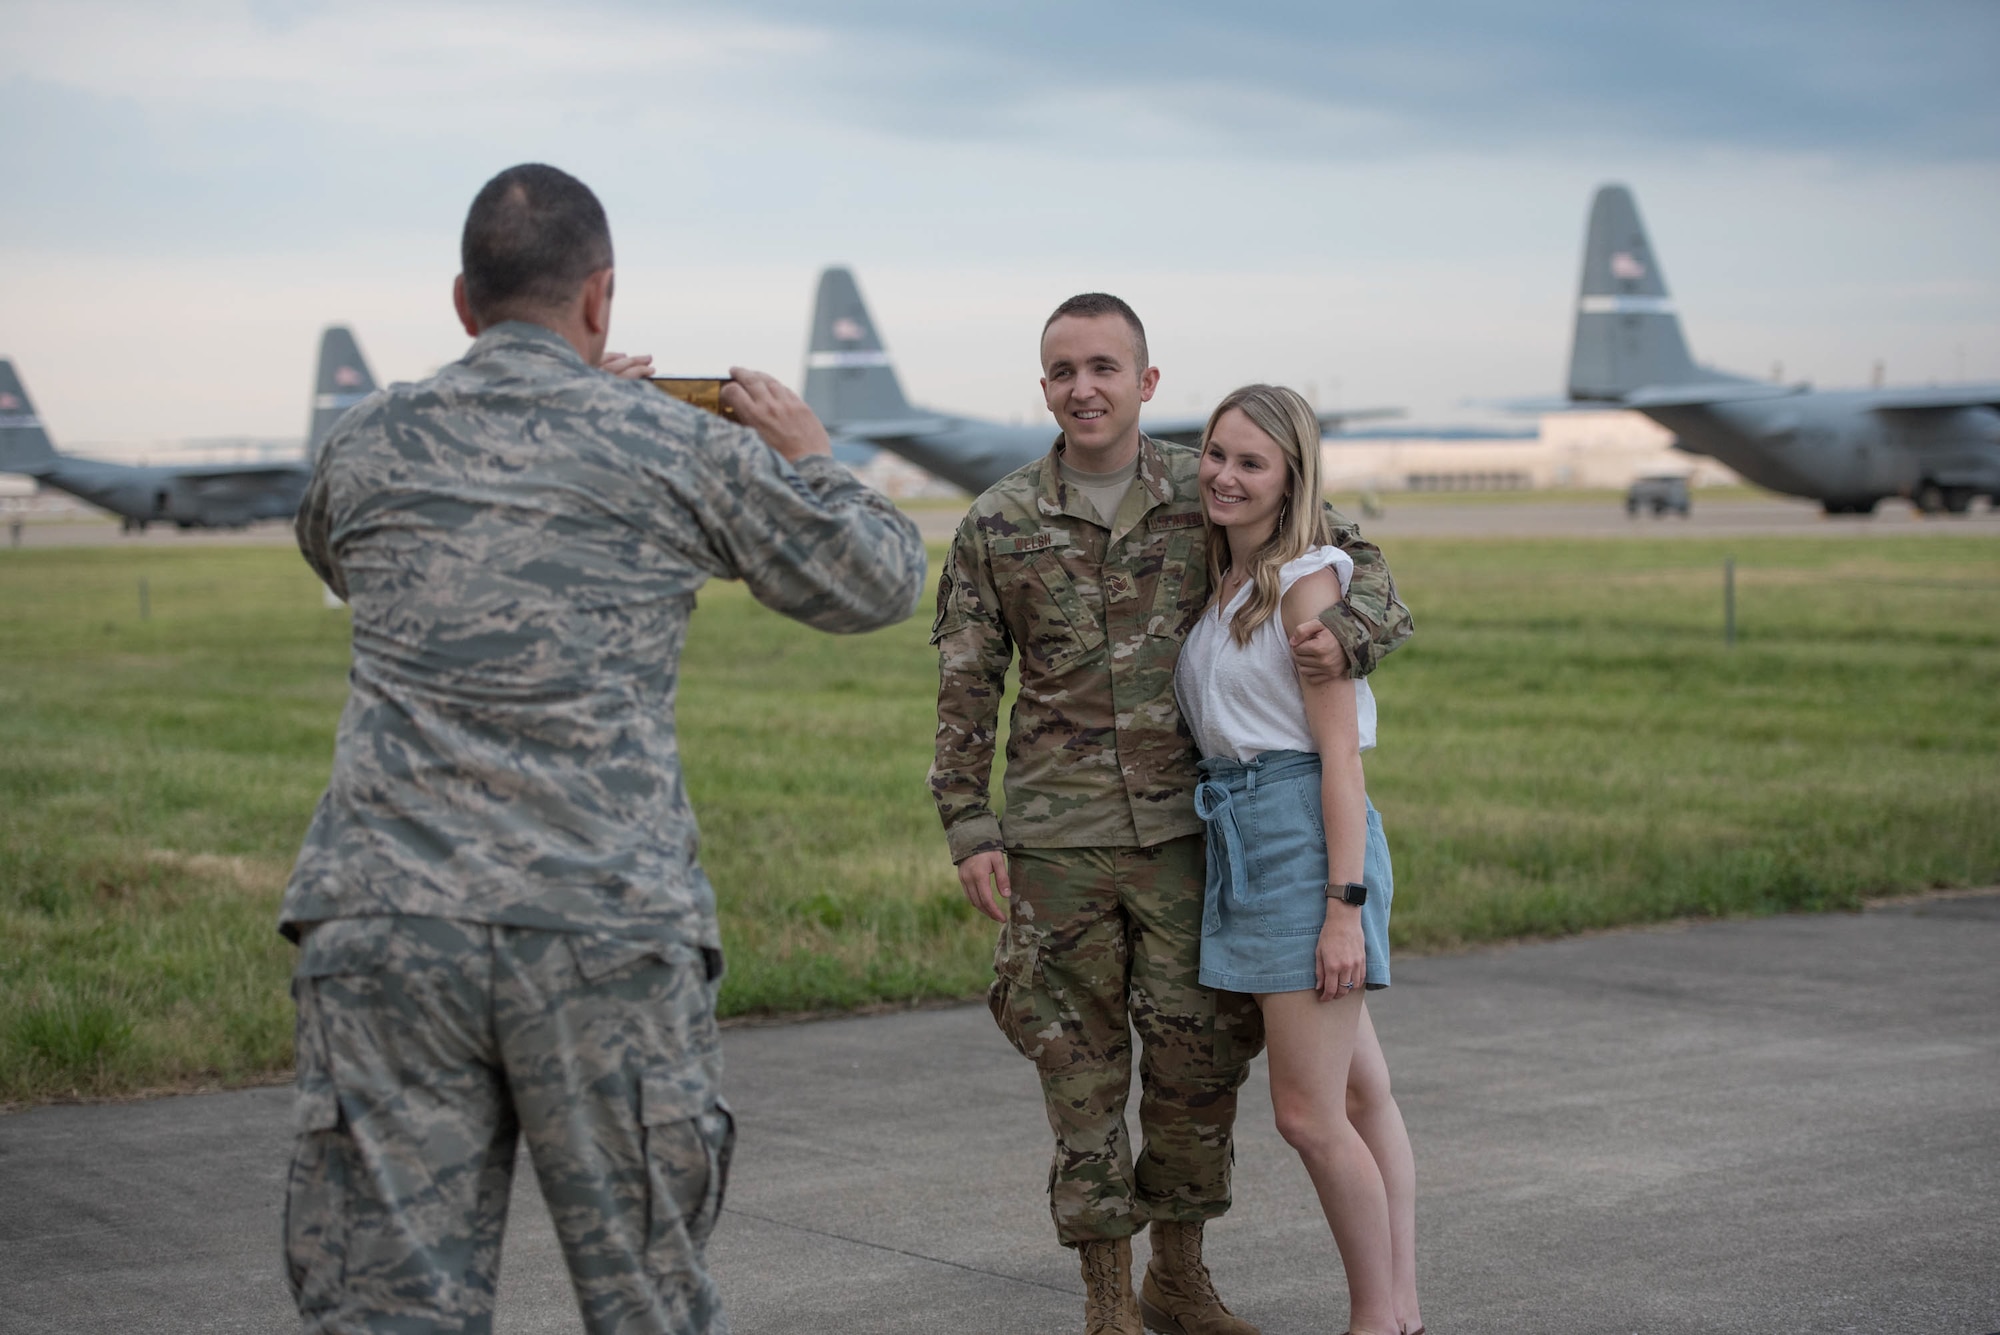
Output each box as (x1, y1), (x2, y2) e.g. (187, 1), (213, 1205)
(2, 893), (1995, 1333)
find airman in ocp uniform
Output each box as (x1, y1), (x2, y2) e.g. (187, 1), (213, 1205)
(280, 163), (926, 1335)
(931, 294), (1411, 1335)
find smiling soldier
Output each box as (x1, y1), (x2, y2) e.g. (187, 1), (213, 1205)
(929, 293), (1412, 1335)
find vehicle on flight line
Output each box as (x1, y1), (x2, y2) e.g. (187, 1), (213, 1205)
(1566, 184), (2000, 515)
(0, 327), (377, 531)
(1626, 474), (1690, 518)
(801, 267), (1399, 496)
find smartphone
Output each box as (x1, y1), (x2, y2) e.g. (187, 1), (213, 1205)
(648, 377), (738, 420)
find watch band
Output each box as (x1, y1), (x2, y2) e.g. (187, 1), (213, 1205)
(1326, 881), (1368, 906)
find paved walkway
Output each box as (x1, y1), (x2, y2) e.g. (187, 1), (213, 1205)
(3, 894), (1996, 1334)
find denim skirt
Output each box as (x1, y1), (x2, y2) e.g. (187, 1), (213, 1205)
(1193, 749), (1393, 995)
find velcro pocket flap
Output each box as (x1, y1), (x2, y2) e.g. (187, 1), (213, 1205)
(568, 933), (691, 984)
(295, 919), (394, 979)
(993, 927), (1039, 986)
(294, 1081), (341, 1133)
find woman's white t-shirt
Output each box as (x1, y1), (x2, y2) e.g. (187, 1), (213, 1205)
(1174, 546), (1378, 763)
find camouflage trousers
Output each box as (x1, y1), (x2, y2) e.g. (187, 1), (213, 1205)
(284, 916), (734, 1335)
(988, 837), (1264, 1246)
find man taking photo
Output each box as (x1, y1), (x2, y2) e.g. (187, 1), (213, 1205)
(280, 162), (925, 1335)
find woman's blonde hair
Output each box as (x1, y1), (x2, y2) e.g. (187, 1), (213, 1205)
(1200, 384), (1330, 646)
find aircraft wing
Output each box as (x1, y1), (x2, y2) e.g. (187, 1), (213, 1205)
(824, 416), (956, 441)
(1620, 382), (1804, 409)
(1140, 414), (1210, 448)
(1143, 407), (1401, 449)
(168, 461), (312, 481)
(1865, 384), (2000, 413)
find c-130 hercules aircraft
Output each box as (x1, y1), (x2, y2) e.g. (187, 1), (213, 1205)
(802, 267), (1398, 495)
(0, 327), (377, 530)
(1566, 184), (2000, 515)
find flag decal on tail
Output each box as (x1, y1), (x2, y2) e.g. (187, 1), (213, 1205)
(1609, 251), (1648, 280)
(0, 393), (19, 409)
(831, 317), (867, 342)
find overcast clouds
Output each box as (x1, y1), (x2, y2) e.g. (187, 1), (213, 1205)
(2, 0), (1996, 446)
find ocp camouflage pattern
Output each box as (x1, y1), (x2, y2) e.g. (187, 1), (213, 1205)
(286, 916), (733, 1334)
(991, 838), (1264, 1243)
(284, 321), (926, 944)
(929, 434), (1411, 861)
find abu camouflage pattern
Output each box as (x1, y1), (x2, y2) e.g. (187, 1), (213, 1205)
(929, 434), (1410, 861)
(286, 917), (732, 1334)
(284, 320), (927, 945)
(991, 838), (1264, 1244)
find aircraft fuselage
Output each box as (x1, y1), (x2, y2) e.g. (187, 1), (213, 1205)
(1636, 392), (2000, 512)
(33, 456), (310, 529)
(867, 417), (1052, 496)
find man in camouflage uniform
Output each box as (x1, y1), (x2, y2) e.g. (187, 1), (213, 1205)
(931, 294), (1411, 1335)
(280, 163), (925, 1335)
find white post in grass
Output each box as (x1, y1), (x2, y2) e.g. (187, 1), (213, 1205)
(1724, 557), (1736, 648)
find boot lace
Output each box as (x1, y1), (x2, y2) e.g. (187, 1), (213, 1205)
(1163, 1224), (1229, 1311)
(1082, 1244), (1130, 1331)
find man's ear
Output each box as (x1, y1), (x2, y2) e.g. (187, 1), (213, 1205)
(581, 268), (614, 337)
(453, 274), (480, 337)
(1138, 364), (1161, 404)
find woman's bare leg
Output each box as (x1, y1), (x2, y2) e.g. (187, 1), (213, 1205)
(1259, 988), (1398, 1335)
(1347, 1003), (1421, 1333)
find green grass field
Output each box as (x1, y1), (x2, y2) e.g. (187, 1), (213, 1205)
(3, 529), (1996, 1104)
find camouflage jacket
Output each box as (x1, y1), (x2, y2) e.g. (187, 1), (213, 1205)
(284, 321), (926, 946)
(930, 434), (1411, 862)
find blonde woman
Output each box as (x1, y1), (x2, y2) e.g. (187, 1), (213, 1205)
(1173, 384), (1422, 1335)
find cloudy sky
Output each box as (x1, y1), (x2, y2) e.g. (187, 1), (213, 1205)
(3, 0), (1997, 449)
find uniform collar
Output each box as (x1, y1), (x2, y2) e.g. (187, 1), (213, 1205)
(1037, 433), (1174, 533)
(465, 320), (591, 370)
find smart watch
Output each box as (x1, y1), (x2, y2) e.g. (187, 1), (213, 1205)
(1327, 881), (1369, 906)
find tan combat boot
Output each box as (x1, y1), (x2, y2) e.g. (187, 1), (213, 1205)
(1138, 1220), (1260, 1335)
(1078, 1237), (1144, 1335)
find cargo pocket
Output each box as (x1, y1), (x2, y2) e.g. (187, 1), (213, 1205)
(987, 927), (1044, 1061)
(283, 976), (350, 1313)
(640, 1064), (736, 1276)
(1206, 986), (1266, 1076)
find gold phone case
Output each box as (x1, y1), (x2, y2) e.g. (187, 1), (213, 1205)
(648, 377), (738, 420)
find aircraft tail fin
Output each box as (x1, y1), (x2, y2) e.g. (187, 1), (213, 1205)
(308, 326), (379, 458)
(803, 267), (914, 426)
(0, 360), (60, 475)
(1566, 184), (1703, 400)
